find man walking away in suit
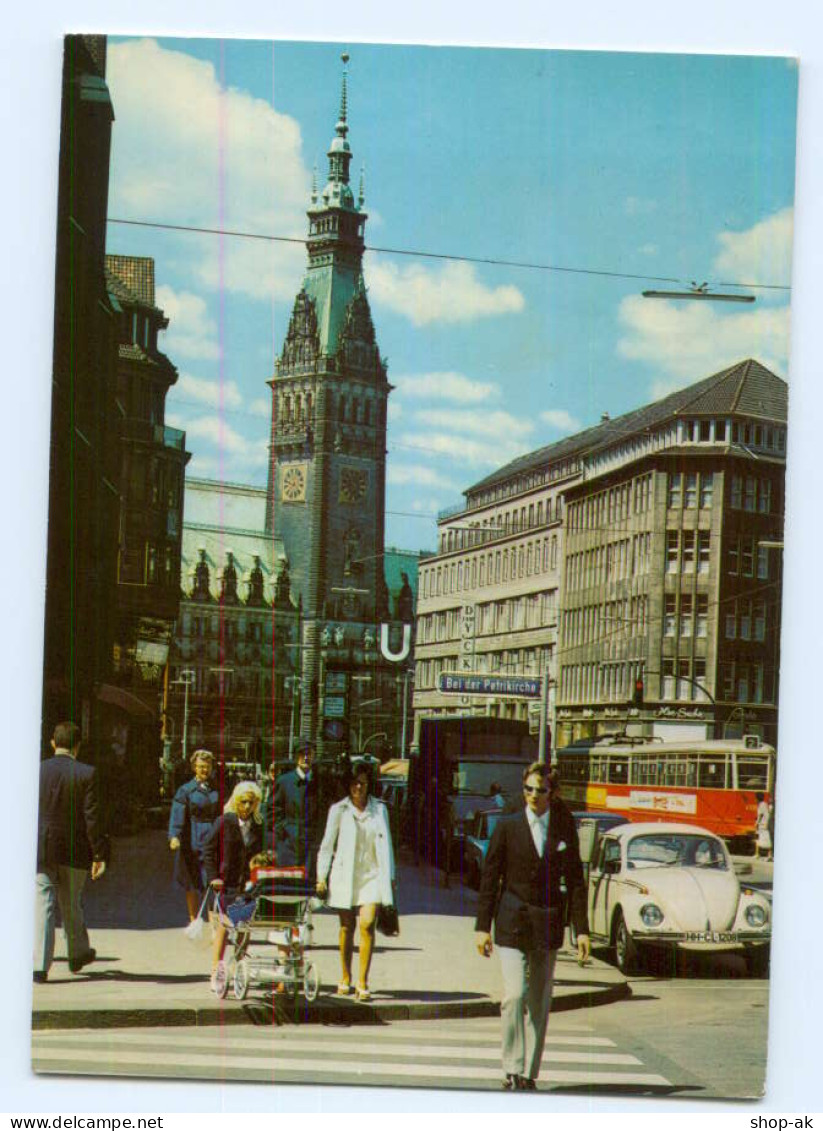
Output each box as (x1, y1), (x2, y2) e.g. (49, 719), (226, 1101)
(34, 722), (108, 982)
(474, 763), (591, 1091)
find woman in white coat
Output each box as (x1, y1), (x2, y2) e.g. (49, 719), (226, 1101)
(316, 760), (395, 1001)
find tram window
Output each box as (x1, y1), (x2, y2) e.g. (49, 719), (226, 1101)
(736, 757), (769, 790)
(608, 758), (628, 784)
(590, 755), (606, 781)
(633, 756), (658, 785)
(661, 758), (697, 787)
(698, 756), (727, 788)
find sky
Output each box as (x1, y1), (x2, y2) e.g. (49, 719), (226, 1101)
(103, 38), (798, 552)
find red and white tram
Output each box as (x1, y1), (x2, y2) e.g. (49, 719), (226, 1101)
(556, 734), (774, 850)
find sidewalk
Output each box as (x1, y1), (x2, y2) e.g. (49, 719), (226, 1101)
(31, 832), (628, 1030)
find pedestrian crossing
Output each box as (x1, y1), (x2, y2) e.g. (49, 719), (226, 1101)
(32, 1016), (672, 1091)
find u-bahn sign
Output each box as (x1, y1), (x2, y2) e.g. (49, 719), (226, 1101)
(439, 673), (541, 698)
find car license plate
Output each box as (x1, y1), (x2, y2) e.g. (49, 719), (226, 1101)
(684, 930), (737, 943)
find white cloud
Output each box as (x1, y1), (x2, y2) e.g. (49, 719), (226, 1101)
(167, 412), (269, 467)
(712, 207), (794, 294)
(249, 397), (271, 418)
(397, 431), (529, 468)
(108, 39), (310, 303)
(387, 464), (458, 491)
(414, 408), (534, 441)
(387, 401), (403, 422)
(156, 285), (220, 361)
(174, 372), (244, 411)
(617, 293), (790, 387)
(367, 260), (525, 326)
(638, 243), (659, 257)
(394, 371), (499, 403)
(540, 409), (581, 432)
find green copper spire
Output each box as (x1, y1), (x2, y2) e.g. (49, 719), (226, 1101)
(299, 51), (370, 356)
(317, 51), (355, 211)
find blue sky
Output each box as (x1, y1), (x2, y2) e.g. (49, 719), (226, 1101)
(105, 38), (798, 550)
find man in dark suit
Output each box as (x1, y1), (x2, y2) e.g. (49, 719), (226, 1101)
(475, 762), (590, 1091)
(34, 722), (108, 982)
(263, 741), (320, 876)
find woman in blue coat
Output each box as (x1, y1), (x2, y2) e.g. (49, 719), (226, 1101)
(168, 749), (220, 921)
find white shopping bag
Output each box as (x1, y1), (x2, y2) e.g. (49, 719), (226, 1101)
(183, 889), (213, 947)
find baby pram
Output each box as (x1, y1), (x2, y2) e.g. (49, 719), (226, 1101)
(212, 864), (320, 1002)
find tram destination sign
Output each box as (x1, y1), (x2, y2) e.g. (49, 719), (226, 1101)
(439, 673), (541, 698)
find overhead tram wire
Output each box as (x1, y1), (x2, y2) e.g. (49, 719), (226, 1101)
(107, 216), (792, 293)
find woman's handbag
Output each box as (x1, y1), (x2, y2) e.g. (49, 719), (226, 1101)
(376, 902), (400, 937)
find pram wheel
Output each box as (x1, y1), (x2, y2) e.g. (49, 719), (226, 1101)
(213, 959), (230, 1000)
(233, 958), (250, 1000)
(303, 962), (319, 1003)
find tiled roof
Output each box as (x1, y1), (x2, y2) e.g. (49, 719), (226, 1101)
(105, 255), (157, 308)
(467, 358), (787, 497)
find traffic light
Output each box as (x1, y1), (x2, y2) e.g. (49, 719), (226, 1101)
(633, 678), (644, 708)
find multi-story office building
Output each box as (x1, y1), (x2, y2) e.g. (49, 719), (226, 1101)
(413, 359), (786, 752)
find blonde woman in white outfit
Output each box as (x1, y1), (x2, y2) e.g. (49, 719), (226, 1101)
(316, 760), (395, 1001)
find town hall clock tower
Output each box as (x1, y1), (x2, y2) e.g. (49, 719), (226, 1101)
(266, 54), (392, 748)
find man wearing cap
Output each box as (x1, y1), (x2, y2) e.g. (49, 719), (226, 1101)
(264, 742), (321, 877)
(475, 762), (590, 1091)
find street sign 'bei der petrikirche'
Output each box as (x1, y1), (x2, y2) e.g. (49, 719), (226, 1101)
(439, 673), (541, 698)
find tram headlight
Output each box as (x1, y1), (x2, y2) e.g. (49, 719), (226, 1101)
(640, 903), (664, 927)
(745, 904), (768, 927)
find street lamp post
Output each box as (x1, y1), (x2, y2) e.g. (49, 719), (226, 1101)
(356, 696), (382, 753)
(170, 669), (196, 763)
(286, 676), (301, 760)
(360, 731), (387, 755)
(399, 668), (414, 760)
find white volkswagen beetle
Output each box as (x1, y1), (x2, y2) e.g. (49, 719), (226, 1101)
(587, 822), (771, 976)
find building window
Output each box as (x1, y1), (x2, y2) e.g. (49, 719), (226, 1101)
(744, 477), (756, 512)
(725, 606), (737, 639)
(694, 659), (708, 701)
(681, 531), (695, 573)
(680, 593), (693, 637)
(742, 540), (755, 578)
(728, 542), (739, 576)
(668, 473), (682, 509)
(696, 594), (708, 638)
(698, 532), (711, 575)
(664, 594), (676, 637)
(677, 659), (691, 700)
(739, 600), (752, 640)
(757, 544), (770, 580)
(716, 420), (728, 442)
(662, 659), (675, 700)
(699, 420), (711, 442)
(754, 600), (766, 641)
(700, 473), (713, 509)
(758, 480), (772, 514)
(685, 473), (697, 508)
(666, 532), (679, 573)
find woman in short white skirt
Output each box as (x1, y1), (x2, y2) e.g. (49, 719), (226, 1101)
(316, 760), (395, 1001)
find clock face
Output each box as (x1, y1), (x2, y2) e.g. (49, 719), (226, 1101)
(281, 463), (307, 503)
(339, 467), (368, 504)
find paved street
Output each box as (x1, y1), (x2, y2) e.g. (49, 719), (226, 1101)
(29, 826), (771, 1098)
(31, 1015), (672, 1092)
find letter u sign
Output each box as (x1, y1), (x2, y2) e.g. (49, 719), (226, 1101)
(380, 623), (412, 663)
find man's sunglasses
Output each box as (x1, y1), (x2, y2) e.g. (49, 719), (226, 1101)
(523, 785), (549, 795)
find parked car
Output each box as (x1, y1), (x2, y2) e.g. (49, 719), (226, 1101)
(572, 810), (629, 835)
(456, 807), (506, 888)
(587, 822), (771, 976)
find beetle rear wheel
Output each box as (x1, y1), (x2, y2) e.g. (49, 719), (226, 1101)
(613, 909), (639, 975)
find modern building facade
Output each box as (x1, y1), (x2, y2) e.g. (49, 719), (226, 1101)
(413, 359), (786, 752)
(265, 56), (413, 755)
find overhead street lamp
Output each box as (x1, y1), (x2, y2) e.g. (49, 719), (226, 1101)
(355, 696), (382, 753)
(285, 675), (302, 760)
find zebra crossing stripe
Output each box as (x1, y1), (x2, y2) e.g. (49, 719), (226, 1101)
(32, 1046), (669, 1086)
